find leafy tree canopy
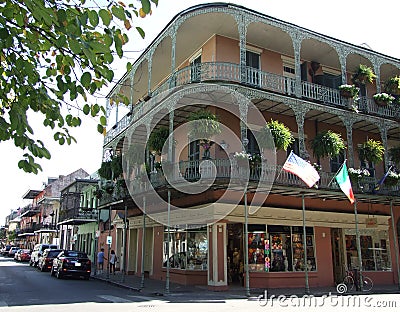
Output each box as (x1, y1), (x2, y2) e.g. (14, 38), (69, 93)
(0, 0), (158, 173)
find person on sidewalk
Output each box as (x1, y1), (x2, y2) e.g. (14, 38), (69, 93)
(110, 250), (117, 275)
(98, 248), (106, 273)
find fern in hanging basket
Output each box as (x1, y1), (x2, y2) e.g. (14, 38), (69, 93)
(311, 130), (345, 159)
(98, 161), (112, 180)
(258, 119), (294, 151)
(147, 126), (170, 155)
(384, 76), (400, 95)
(389, 145), (400, 166)
(188, 109), (221, 141)
(384, 171), (400, 187)
(358, 139), (384, 164)
(352, 64), (376, 85)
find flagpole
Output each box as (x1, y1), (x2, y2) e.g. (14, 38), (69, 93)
(354, 200), (363, 291)
(301, 193), (310, 295)
(327, 159), (347, 188)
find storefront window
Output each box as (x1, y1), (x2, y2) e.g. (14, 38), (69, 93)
(248, 225), (316, 272)
(163, 227), (207, 270)
(345, 229), (391, 271)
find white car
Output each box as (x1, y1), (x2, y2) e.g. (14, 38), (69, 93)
(30, 244), (58, 267)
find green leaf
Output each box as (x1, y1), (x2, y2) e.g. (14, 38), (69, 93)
(80, 72), (92, 88)
(88, 10), (99, 27)
(99, 9), (111, 26)
(0, 28), (9, 39)
(136, 27), (145, 39)
(141, 0), (151, 14)
(100, 115), (107, 126)
(97, 124), (104, 134)
(83, 104), (90, 115)
(111, 5), (126, 21)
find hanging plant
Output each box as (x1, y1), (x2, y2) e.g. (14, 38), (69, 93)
(147, 126), (170, 155)
(389, 145), (400, 165)
(384, 171), (400, 187)
(98, 161), (112, 180)
(338, 84), (360, 98)
(373, 93), (395, 106)
(384, 76), (400, 95)
(311, 130), (345, 160)
(111, 154), (123, 179)
(258, 119), (294, 151)
(358, 139), (384, 164)
(188, 109), (221, 141)
(351, 64), (376, 85)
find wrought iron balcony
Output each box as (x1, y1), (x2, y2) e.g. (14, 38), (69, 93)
(96, 159), (397, 206)
(58, 207), (98, 223)
(105, 62), (398, 145)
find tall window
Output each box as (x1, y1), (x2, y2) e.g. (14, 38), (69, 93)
(246, 50), (260, 85)
(190, 54), (201, 82)
(330, 151), (345, 173)
(246, 129), (260, 155)
(189, 140), (200, 161)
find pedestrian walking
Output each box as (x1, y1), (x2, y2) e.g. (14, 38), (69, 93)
(110, 250), (117, 274)
(98, 248), (106, 273)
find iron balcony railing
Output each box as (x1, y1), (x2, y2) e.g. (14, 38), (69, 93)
(58, 207), (98, 222)
(97, 159), (396, 207)
(105, 62), (398, 144)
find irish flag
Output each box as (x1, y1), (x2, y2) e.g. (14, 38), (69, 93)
(335, 162), (355, 204)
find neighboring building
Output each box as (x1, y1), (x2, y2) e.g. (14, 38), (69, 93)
(18, 169), (89, 249)
(58, 177), (98, 263)
(100, 3), (400, 290)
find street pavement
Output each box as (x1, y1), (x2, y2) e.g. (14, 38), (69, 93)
(92, 269), (400, 301)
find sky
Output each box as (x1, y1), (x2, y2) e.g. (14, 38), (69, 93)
(1, 0), (400, 225)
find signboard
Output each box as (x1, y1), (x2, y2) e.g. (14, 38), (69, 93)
(106, 236), (112, 245)
(366, 217), (377, 228)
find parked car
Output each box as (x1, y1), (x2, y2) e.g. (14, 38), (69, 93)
(8, 247), (19, 257)
(51, 250), (91, 280)
(38, 249), (63, 272)
(1, 245), (11, 256)
(30, 244), (58, 267)
(14, 249), (31, 262)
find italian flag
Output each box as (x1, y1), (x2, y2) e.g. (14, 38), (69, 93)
(335, 162), (355, 204)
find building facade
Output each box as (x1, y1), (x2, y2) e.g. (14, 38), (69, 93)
(100, 3), (400, 290)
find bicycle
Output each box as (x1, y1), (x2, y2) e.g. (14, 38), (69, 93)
(336, 267), (373, 293)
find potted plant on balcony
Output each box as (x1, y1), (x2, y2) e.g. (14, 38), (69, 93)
(373, 93), (395, 106)
(351, 64), (376, 85)
(338, 84), (359, 99)
(147, 126), (170, 155)
(358, 139), (384, 165)
(384, 76), (400, 95)
(311, 130), (345, 161)
(384, 171), (400, 187)
(258, 119), (294, 151)
(348, 167), (370, 184)
(234, 151), (250, 167)
(188, 109), (221, 159)
(389, 145), (400, 166)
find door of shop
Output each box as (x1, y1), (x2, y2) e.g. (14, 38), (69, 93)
(331, 228), (345, 283)
(227, 223), (243, 285)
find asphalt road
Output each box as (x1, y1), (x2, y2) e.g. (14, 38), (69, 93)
(1, 255), (399, 312)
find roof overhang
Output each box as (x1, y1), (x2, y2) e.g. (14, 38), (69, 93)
(57, 218), (97, 226)
(17, 232), (36, 237)
(22, 189), (41, 199)
(34, 229), (58, 234)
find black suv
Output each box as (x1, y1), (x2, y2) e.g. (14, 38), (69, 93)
(51, 250), (91, 280)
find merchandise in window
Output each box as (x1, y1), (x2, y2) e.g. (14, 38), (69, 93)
(345, 229), (391, 271)
(248, 225), (316, 272)
(163, 227), (207, 270)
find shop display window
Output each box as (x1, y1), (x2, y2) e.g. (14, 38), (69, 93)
(247, 225), (316, 272)
(345, 229), (391, 271)
(163, 227), (207, 270)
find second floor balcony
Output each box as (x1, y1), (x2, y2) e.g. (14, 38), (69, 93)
(97, 158), (399, 208)
(104, 62), (400, 145)
(58, 207), (98, 225)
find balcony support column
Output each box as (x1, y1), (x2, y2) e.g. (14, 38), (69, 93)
(341, 116), (355, 168)
(292, 35), (302, 98)
(236, 15), (248, 84)
(293, 107), (309, 159)
(373, 59), (382, 93)
(239, 99), (248, 150)
(379, 123), (389, 170)
(147, 48), (155, 97)
(168, 110), (175, 162)
(338, 53), (348, 85)
(170, 29), (177, 73)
